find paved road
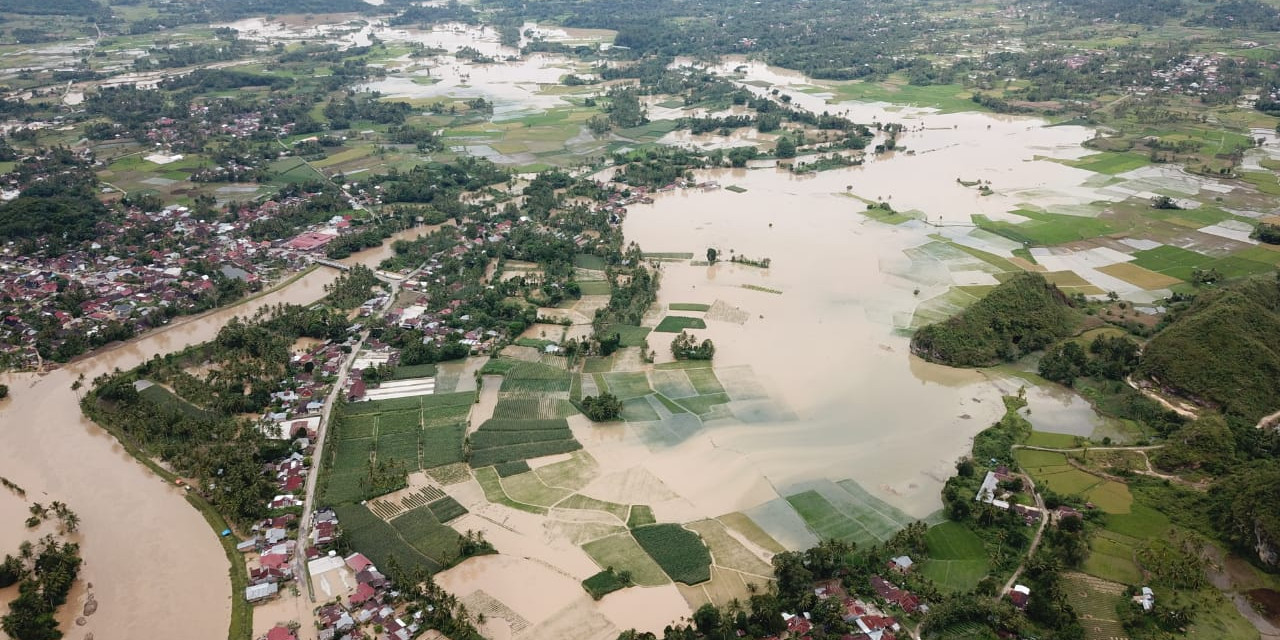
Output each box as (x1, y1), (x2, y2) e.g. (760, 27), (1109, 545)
(295, 265), (419, 601)
(295, 325), (368, 600)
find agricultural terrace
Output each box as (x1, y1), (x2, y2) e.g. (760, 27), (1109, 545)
(322, 391), (475, 505)
(317, 390), (490, 579)
(919, 521), (991, 593)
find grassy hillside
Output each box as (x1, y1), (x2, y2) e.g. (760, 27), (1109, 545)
(1139, 278), (1280, 422)
(910, 272), (1081, 367)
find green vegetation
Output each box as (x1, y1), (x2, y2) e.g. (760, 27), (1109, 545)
(669, 303), (711, 312)
(582, 568), (634, 599)
(1066, 151), (1151, 174)
(322, 392), (473, 505)
(631, 524), (713, 585)
(920, 522), (990, 592)
(911, 272), (1080, 367)
(581, 533), (670, 586)
(628, 505), (658, 529)
(468, 417), (581, 467)
(1139, 277), (1280, 422)
(494, 460), (531, 477)
(390, 363), (438, 380)
(427, 496), (468, 523)
(655, 316), (708, 333)
(973, 209), (1119, 246)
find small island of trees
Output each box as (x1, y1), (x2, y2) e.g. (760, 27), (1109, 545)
(671, 331), (715, 360)
(581, 392), (623, 421)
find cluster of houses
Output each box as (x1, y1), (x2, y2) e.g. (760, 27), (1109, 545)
(242, 452), (318, 603)
(310, 550), (424, 640)
(0, 184), (369, 370)
(1149, 53), (1234, 97)
(258, 338), (354, 437)
(776, 571), (924, 640)
(974, 468), (1044, 526)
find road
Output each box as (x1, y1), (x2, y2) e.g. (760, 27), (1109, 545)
(294, 324), (369, 600)
(997, 442), (1178, 598)
(295, 264), (419, 601)
(996, 469), (1049, 599)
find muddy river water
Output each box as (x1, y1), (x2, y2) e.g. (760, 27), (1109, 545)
(0, 231), (419, 639)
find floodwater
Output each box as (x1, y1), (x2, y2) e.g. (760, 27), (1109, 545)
(623, 179), (1008, 517)
(0, 228), (426, 638)
(1014, 383), (1103, 437)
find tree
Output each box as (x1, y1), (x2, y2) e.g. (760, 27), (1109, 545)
(0, 384), (7, 399)
(671, 331), (715, 360)
(775, 135), (797, 159)
(706, 247), (718, 264)
(581, 393), (623, 421)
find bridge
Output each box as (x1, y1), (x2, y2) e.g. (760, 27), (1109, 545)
(311, 257), (350, 271)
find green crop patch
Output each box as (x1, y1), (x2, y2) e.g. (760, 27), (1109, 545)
(1067, 152), (1151, 175)
(631, 524), (713, 585)
(685, 368), (725, 395)
(628, 505), (657, 529)
(582, 569), (630, 600)
(669, 303), (711, 312)
(390, 505), (467, 565)
(674, 393), (730, 416)
(494, 460), (531, 477)
(573, 254), (608, 270)
(138, 384), (220, 421)
(426, 496), (468, 523)
(925, 521), (986, 560)
(974, 210), (1119, 246)
(604, 372), (652, 400)
(390, 363), (437, 380)
(476, 418), (572, 431)
(582, 533), (670, 586)
(332, 438), (374, 472)
(618, 397), (658, 422)
(420, 421), (465, 469)
(654, 316), (708, 333)
(333, 503), (443, 575)
(787, 490), (879, 547)
(599, 324), (652, 348)
(377, 431), (420, 467)
(1103, 502), (1169, 539)
(920, 558), (990, 593)
(338, 414), (378, 440)
(378, 410), (421, 434)
(470, 427), (575, 449)
(1024, 431), (1083, 448)
(578, 280), (613, 295)
(469, 440), (582, 467)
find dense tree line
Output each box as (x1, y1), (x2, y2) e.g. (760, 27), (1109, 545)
(0, 536), (82, 640)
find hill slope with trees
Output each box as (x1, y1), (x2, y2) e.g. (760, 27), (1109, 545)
(910, 272), (1081, 367)
(1139, 277), (1280, 423)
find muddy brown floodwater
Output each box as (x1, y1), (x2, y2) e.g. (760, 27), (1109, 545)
(0, 229), (425, 638)
(624, 166), (1021, 518)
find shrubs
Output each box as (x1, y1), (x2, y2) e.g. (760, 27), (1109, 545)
(632, 524), (712, 585)
(910, 272), (1079, 367)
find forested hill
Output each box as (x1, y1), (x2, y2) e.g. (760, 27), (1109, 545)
(910, 272), (1081, 367)
(0, 0), (104, 16)
(1139, 277), (1280, 423)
